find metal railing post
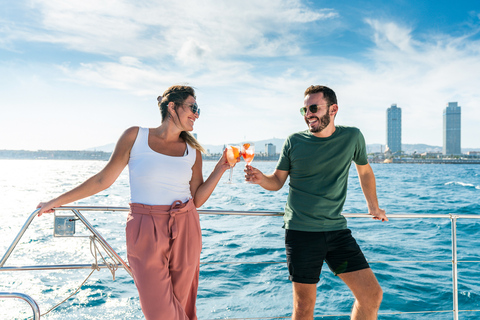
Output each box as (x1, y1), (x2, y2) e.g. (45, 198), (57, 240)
(451, 214), (459, 320)
(70, 209), (133, 278)
(0, 292), (41, 319)
(0, 209), (40, 268)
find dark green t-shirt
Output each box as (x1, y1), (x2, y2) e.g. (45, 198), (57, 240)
(276, 126), (368, 232)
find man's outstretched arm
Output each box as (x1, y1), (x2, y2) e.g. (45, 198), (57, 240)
(355, 163), (388, 222)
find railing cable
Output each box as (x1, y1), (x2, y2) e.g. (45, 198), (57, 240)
(26, 269), (95, 320)
(22, 233), (123, 319)
(89, 235), (119, 280)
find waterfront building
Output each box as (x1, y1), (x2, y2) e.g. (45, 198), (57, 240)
(443, 102), (461, 155)
(265, 143), (276, 156)
(386, 104), (402, 154)
(466, 151), (480, 158)
(421, 151), (442, 158)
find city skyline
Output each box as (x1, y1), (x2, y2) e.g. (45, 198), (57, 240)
(1, 1), (479, 150)
(384, 101), (469, 156)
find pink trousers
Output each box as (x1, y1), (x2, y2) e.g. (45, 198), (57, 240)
(126, 199), (202, 320)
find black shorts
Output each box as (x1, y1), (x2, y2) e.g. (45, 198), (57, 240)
(285, 228), (370, 284)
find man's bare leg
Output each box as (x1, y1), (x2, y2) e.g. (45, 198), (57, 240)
(292, 282), (317, 320)
(338, 268), (383, 320)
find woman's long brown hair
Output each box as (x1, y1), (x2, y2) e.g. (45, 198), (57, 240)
(157, 85), (206, 153)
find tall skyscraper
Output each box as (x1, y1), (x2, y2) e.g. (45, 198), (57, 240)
(265, 143), (276, 156)
(443, 102), (461, 155)
(386, 104), (402, 154)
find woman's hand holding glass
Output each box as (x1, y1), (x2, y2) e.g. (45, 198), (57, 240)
(225, 145), (241, 184)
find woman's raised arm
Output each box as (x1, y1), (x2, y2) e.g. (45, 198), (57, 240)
(36, 127), (138, 216)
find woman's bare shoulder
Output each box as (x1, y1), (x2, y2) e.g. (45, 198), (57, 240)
(119, 126), (141, 142)
(112, 126), (141, 153)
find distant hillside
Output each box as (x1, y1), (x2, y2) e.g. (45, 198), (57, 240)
(87, 140), (479, 155)
(367, 144), (443, 154)
(202, 138), (285, 154)
(0, 149), (111, 160)
(367, 144), (479, 154)
(86, 139), (286, 154)
(86, 143), (116, 152)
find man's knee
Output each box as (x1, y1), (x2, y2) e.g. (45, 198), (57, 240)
(292, 282), (317, 318)
(359, 284), (383, 309)
(294, 296), (316, 312)
(293, 300), (315, 319)
(339, 268), (383, 309)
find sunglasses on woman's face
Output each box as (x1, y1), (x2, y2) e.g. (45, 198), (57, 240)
(300, 104), (329, 116)
(184, 102), (200, 116)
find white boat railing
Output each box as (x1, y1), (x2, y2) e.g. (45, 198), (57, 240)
(1, 206), (479, 319)
(0, 292), (40, 320)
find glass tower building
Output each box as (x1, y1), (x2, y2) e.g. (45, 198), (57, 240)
(265, 143), (276, 156)
(386, 104), (402, 154)
(443, 102), (461, 155)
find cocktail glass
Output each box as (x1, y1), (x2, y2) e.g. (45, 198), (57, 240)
(225, 145), (241, 184)
(241, 142), (255, 183)
(241, 142), (255, 165)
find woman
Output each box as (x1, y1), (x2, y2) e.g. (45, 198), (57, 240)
(37, 85), (234, 320)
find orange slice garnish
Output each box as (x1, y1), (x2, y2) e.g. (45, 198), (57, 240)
(232, 146), (240, 158)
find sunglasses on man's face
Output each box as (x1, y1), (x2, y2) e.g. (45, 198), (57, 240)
(185, 102), (200, 116)
(299, 104), (329, 116)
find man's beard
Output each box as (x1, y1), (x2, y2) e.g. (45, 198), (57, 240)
(306, 107), (330, 133)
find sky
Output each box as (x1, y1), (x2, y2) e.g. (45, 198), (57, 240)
(1, 0), (480, 151)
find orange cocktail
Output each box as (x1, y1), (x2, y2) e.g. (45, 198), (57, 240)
(241, 143), (255, 165)
(241, 142), (255, 183)
(226, 145), (241, 183)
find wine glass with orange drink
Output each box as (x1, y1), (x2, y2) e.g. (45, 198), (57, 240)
(241, 142), (255, 164)
(225, 145), (241, 184)
(241, 142), (255, 183)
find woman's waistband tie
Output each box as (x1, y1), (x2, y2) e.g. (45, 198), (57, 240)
(129, 199), (193, 240)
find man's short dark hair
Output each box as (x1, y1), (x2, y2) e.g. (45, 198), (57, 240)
(304, 85), (337, 106)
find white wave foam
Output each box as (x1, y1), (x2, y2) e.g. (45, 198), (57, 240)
(445, 181), (476, 188)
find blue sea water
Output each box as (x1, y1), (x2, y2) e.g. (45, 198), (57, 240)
(0, 160), (479, 319)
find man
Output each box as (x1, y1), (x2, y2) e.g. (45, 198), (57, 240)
(245, 85), (388, 320)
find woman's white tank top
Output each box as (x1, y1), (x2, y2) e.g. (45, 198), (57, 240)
(128, 127), (196, 205)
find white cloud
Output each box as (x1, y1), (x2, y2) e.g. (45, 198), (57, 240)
(118, 56), (142, 67)
(366, 18), (414, 52)
(177, 38), (210, 66)
(18, 0), (336, 60)
(59, 60), (173, 96)
(0, 22), (18, 51)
